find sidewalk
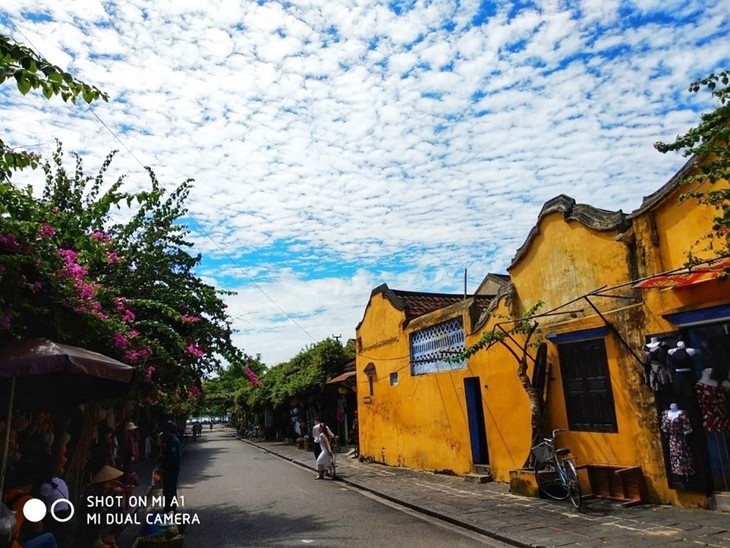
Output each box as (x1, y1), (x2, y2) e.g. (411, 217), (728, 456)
(237, 432), (730, 547)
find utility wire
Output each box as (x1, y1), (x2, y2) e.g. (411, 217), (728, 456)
(0, 11), (318, 344)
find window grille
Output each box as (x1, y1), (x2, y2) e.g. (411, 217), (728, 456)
(410, 317), (466, 375)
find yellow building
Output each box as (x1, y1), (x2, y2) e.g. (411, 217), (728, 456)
(355, 160), (730, 508)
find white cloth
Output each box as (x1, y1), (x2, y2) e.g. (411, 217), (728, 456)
(39, 477), (71, 512)
(316, 433), (332, 470)
(312, 423), (334, 444)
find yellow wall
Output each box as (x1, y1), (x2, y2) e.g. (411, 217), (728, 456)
(508, 212), (632, 314)
(355, 175), (728, 508)
(356, 294), (479, 474)
(464, 297), (533, 481)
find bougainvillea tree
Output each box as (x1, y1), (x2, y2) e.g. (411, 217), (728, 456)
(0, 33), (247, 416)
(0, 143), (247, 416)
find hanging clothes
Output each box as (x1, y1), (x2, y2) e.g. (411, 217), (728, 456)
(670, 348), (696, 398)
(695, 382), (729, 433)
(644, 345), (672, 391)
(661, 410), (695, 479)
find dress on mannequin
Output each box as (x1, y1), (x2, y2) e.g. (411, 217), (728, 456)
(644, 337), (672, 391)
(696, 369), (730, 490)
(695, 368), (729, 433)
(668, 341), (697, 398)
(661, 403), (695, 479)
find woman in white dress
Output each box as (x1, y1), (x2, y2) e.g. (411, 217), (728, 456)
(315, 426), (333, 479)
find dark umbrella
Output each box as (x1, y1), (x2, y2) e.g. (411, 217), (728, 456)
(0, 337), (135, 498)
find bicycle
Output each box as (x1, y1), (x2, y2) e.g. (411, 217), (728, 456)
(328, 451), (337, 480)
(532, 428), (582, 510)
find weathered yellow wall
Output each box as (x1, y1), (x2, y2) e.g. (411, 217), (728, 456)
(464, 296), (533, 482)
(499, 180), (727, 507)
(355, 176), (728, 509)
(356, 294), (477, 474)
(508, 213), (631, 314)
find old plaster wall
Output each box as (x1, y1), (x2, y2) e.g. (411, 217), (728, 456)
(503, 205), (687, 504)
(465, 295), (533, 482)
(356, 292), (477, 474)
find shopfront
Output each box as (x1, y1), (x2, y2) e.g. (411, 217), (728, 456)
(643, 304), (730, 495)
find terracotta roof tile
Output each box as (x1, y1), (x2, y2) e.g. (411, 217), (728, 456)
(372, 285), (492, 321)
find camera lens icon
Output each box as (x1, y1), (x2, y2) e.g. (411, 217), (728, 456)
(23, 498), (74, 523)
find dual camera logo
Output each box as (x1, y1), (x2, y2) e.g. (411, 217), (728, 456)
(23, 498), (74, 523)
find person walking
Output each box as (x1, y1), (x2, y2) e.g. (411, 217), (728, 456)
(158, 421), (181, 513)
(315, 427), (334, 480)
(120, 422), (138, 479)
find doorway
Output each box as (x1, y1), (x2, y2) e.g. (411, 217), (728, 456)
(464, 377), (489, 464)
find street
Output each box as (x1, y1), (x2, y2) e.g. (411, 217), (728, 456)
(177, 428), (499, 547)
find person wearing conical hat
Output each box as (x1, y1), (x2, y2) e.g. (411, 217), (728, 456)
(120, 422), (138, 481)
(76, 465), (124, 548)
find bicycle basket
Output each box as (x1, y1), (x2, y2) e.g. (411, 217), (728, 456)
(531, 441), (554, 463)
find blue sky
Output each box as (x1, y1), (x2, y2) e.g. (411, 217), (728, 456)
(1, 0), (728, 366)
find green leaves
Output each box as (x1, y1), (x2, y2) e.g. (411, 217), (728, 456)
(0, 34), (109, 104)
(655, 70), (730, 263)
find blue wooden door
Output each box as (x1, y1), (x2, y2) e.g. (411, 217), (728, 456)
(464, 377), (489, 464)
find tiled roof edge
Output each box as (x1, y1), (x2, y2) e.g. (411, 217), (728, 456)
(474, 281), (515, 331)
(627, 155), (699, 219)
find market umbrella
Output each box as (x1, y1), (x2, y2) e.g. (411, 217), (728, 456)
(0, 337), (135, 499)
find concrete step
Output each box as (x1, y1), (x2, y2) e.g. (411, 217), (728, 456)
(473, 464), (492, 476)
(711, 491), (730, 512)
(464, 472), (492, 484)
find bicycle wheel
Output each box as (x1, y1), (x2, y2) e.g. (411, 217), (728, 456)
(535, 460), (569, 500)
(329, 456), (337, 480)
(564, 460), (582, 510)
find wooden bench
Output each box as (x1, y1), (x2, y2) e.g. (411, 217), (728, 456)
(575, 464), (646, 507)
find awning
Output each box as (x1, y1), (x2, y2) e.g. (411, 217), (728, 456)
(326, 371), (357, 384)
(633, 257), (730, 289)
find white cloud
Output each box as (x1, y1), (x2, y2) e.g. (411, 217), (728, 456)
(0, 0), (728, 364)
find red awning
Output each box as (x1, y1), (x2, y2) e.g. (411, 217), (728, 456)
(633, 258), (730, 289)
(326, 371), (357, 384)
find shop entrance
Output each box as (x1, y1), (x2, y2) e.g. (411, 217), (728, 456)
(646, 318), (730, 494)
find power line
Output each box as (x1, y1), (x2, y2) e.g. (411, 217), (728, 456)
(0, 11), (318, 345)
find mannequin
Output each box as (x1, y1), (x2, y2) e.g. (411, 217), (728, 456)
(696, 368), (730, 489)
(643, 337), (671, 391)
(695, 368), (729, 432)
(661, 402), (695, 479)
(668, 341), (698, 399)
(666, 402), (681, 420)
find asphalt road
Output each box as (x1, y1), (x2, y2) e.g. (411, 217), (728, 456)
(178, 428), (500, 547)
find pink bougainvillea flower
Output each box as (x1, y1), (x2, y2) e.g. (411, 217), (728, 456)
(125, 346), (151, 363)
(180, 313), (200, 324)
(189, 386), (202, 398)
(57, 248), (78, 263)
(0, 233), (19, 251)
(146, 365), (156, 379)
(38, 223), (56, 239)
(105, 251), (121, 264)
(121, 309), (135, 323)
(90, 231), (112, 244)
(112, 331), (129, 349)
(185, 343), (205, 358)
(244, 366), (263, 387)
